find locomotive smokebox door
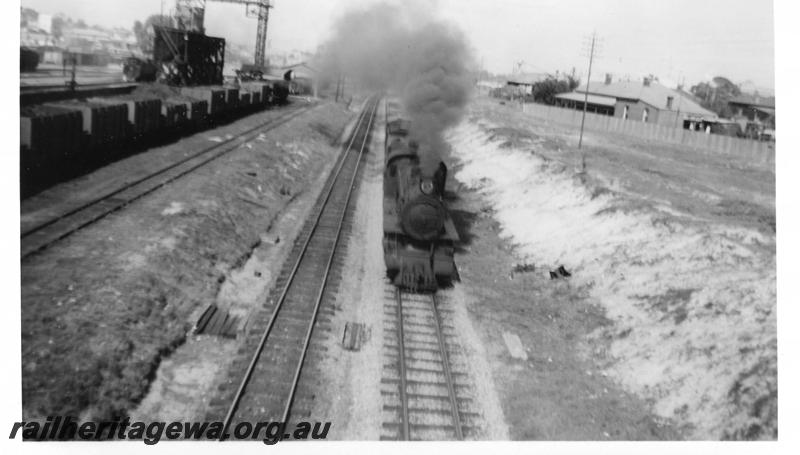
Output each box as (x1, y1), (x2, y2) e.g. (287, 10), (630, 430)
(400, 196), (446, 241)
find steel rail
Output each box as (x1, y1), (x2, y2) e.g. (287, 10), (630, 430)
(277, 96), (379, 427)
(20, 81), (136, 92)
(219, 96), (378, 438)
(22, 104), (309, 239)
(394, 288), (412, 440)
(430, 293), (464, 440)
(21, 105), (314, 260)
(393, 290), (464, 440)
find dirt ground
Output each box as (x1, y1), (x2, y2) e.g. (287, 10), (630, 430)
(443, 95), (776, 440)
(20, 99), (356, 421)
(19, 91), (775, 441)
(313, 94), (685, 440)
(444, 180), (678, 439)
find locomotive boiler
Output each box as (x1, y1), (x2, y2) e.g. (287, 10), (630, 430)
(383, 118), (459, 292)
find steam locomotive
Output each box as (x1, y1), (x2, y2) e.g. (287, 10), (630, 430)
(383, 117), (459, 292)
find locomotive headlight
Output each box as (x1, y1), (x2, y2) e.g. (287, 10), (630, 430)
(420, 179), (435, 195)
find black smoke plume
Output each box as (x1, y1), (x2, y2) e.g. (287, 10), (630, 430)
(319, 2), (474, 173)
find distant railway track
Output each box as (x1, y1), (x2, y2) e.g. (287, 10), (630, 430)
(211, 96), (379, 438)
(21, 103), (314, 259)
(381, 288), (477, 440)
(20, 81), (135, 93)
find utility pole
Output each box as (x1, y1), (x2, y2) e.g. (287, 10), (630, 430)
(578, 32), (601, 150)
(578, 31), (602, 173)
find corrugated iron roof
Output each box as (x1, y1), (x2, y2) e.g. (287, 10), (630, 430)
(281, 61), (318, 72)
(574, 80), (716, 118)
(729, 94), (775, 108)
(555, 92), (617, 107)
(753, 106), (775, 116)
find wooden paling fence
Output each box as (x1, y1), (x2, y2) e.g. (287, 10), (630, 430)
(520, 102), (775, 170)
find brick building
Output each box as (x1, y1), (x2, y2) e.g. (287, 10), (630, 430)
(556, 76), (717, 128)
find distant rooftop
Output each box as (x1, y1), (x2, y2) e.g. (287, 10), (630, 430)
(575, 79), (716, 118)
(506, 72), (548, 86)
(729, 94), (775, 108)
(554, 92), (616, 107)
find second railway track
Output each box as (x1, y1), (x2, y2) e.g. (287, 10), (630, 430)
(381, 288), (480, 440)
(21, 103), (314, 259)
(206, 96), (380, 438)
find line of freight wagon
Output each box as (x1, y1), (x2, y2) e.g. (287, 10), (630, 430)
(20, 80), (290, 189)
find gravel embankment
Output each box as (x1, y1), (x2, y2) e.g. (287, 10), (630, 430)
(444, 97), (775, 439)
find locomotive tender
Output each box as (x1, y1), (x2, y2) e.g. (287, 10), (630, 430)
(383, 117), (459, 292)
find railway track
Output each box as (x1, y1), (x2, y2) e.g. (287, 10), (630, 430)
(19, 81), (134, 92)
(381, 288), (479, 440)
(207, 96), (379, 439)
(20, 103), (314, 259)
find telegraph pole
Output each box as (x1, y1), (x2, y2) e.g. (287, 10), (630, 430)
(578, 31), (602, 174)
(578, 32), (599, 150)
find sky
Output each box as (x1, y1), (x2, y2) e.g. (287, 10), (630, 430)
(20, 0), (775, 89)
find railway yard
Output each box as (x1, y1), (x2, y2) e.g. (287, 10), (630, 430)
(17, 88), (777, 441)
(11, 0), (784, 447)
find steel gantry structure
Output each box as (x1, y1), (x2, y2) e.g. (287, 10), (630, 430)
(175, 0), (273, 68)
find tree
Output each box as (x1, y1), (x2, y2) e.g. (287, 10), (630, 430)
(691, 76), (741, 118)
(133, 20), (145, 50)
(712, 76), (741, 97)
(51, 16), (66, 39)
(531, 73), (581, 105)
(21, 7), (38, 27)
